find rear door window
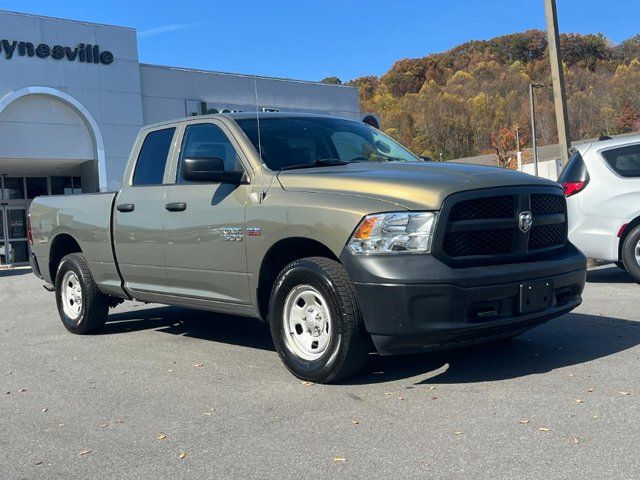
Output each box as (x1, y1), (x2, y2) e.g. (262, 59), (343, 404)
(132, 128), (176, 186)
(601, 143), (640, 177)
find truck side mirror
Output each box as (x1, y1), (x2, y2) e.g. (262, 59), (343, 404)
(182, 157), (244, 184)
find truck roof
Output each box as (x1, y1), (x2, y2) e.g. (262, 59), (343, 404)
(143, 111), (348, 131)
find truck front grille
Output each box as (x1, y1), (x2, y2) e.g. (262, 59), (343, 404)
(531, 194), (564, 215)
(433, 187), (567, 267)
(449, 196), (514, 221)
(528, 222), (566, 250)
(443, 229), (513, 257)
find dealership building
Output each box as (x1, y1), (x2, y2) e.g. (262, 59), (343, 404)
(0, 9), (360, 265)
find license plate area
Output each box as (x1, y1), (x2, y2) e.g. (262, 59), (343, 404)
(519, 281), (553, 314)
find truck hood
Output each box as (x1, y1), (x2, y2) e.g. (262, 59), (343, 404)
(277, 161), (561, 210)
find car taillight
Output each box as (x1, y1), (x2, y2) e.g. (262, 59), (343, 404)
(27, 216), (33, 246)
(562, 181), (587, 197)
(618, 224), (628, 238)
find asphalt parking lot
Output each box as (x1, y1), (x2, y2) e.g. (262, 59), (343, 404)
(1, 266), (639, 479)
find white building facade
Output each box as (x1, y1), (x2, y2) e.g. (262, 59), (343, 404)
(0, 10), (360, 265)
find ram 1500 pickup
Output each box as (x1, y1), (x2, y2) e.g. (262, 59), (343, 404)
(29, 113), (587, 382)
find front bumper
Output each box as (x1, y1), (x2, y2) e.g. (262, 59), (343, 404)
(340, 244), (587, 355)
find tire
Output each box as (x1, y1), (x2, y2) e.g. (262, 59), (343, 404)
(621, 225), (640, 283)
(268, 257), (369, 383)
(615, 261), (627, 272)
(55, 253), (109, 334)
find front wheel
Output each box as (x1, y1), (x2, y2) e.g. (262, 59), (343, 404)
(621, 225), (640, 283)
(55, 253), (109, 334)
(268, 257), (369, 383)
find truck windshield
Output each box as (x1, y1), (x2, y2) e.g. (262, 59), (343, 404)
(235, 117), (420, 171)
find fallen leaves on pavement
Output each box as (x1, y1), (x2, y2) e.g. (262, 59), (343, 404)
(157, 434), (167, 440)
(538, 427), (551, 432)
(618, 391), (630, 396)
(179, 451), (186, 460)
(571, 436), (581, 445)
(79, 450), (92, 456)
(333, 456), (346, 463)
(518, 419), (530, 425)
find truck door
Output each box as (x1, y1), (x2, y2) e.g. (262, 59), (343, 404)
(113, 126), (177, 295)
(161, 120), (251, 304)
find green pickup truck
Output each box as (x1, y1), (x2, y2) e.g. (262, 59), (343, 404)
(29, 113), (587, 382)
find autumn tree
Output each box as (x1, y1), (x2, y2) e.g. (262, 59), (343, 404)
(491, 127), (524, 169)
(342, 30), (640, 162)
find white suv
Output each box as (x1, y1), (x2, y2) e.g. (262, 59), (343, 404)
(561, 135), (640, 281)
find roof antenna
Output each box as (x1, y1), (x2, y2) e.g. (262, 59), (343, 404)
(253, 76), (263, 164)
(254, 76), (273, 202)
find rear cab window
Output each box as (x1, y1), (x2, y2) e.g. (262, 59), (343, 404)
(601, 143), (640, 178)
(132, 128), (176, 186)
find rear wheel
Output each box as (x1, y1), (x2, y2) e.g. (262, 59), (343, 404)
(55, 253), (109, 334)
(621, 225), (640, 283)
(268, 257), (369, 383)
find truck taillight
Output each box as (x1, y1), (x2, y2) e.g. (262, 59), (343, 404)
(562, 181), (587, 197)
(27, 216), (33, 246)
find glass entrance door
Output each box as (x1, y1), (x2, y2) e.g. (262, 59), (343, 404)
(0, 208), (5, 266)
(0, 206), (29, 266)
(0, 174), (83, 267)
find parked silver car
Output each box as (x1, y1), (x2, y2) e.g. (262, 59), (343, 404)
(561, 135), (640, 281)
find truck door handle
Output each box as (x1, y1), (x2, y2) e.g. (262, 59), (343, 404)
(165, 202), (187, 212)
(116, 203), (135, 213)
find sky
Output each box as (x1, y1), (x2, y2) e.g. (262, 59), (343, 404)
(1, 0), (639, 82)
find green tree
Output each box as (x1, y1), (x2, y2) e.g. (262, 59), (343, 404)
(320, 77), (342, 85)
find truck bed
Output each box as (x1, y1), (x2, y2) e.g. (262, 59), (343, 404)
(29, 193), (126, 297)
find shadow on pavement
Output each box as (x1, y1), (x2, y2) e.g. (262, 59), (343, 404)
(104, 306), (274, 352)
(103, 306), (640, 385)
(344, 312), (640, 385)
(587, 266), (636, 284)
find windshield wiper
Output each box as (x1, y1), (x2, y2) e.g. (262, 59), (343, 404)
(385, 156), (409, 162)
(279, 158), (349, 171)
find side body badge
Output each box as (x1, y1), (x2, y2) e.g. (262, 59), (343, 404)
(246, 227), (262, 237)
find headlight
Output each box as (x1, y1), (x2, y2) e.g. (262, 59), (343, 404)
(347, 212), (438, 255)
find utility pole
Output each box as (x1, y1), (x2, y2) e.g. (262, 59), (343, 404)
(529, 84), (539, 177)
(515, 127), (522, 171)
(544, 0), (571, 167)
